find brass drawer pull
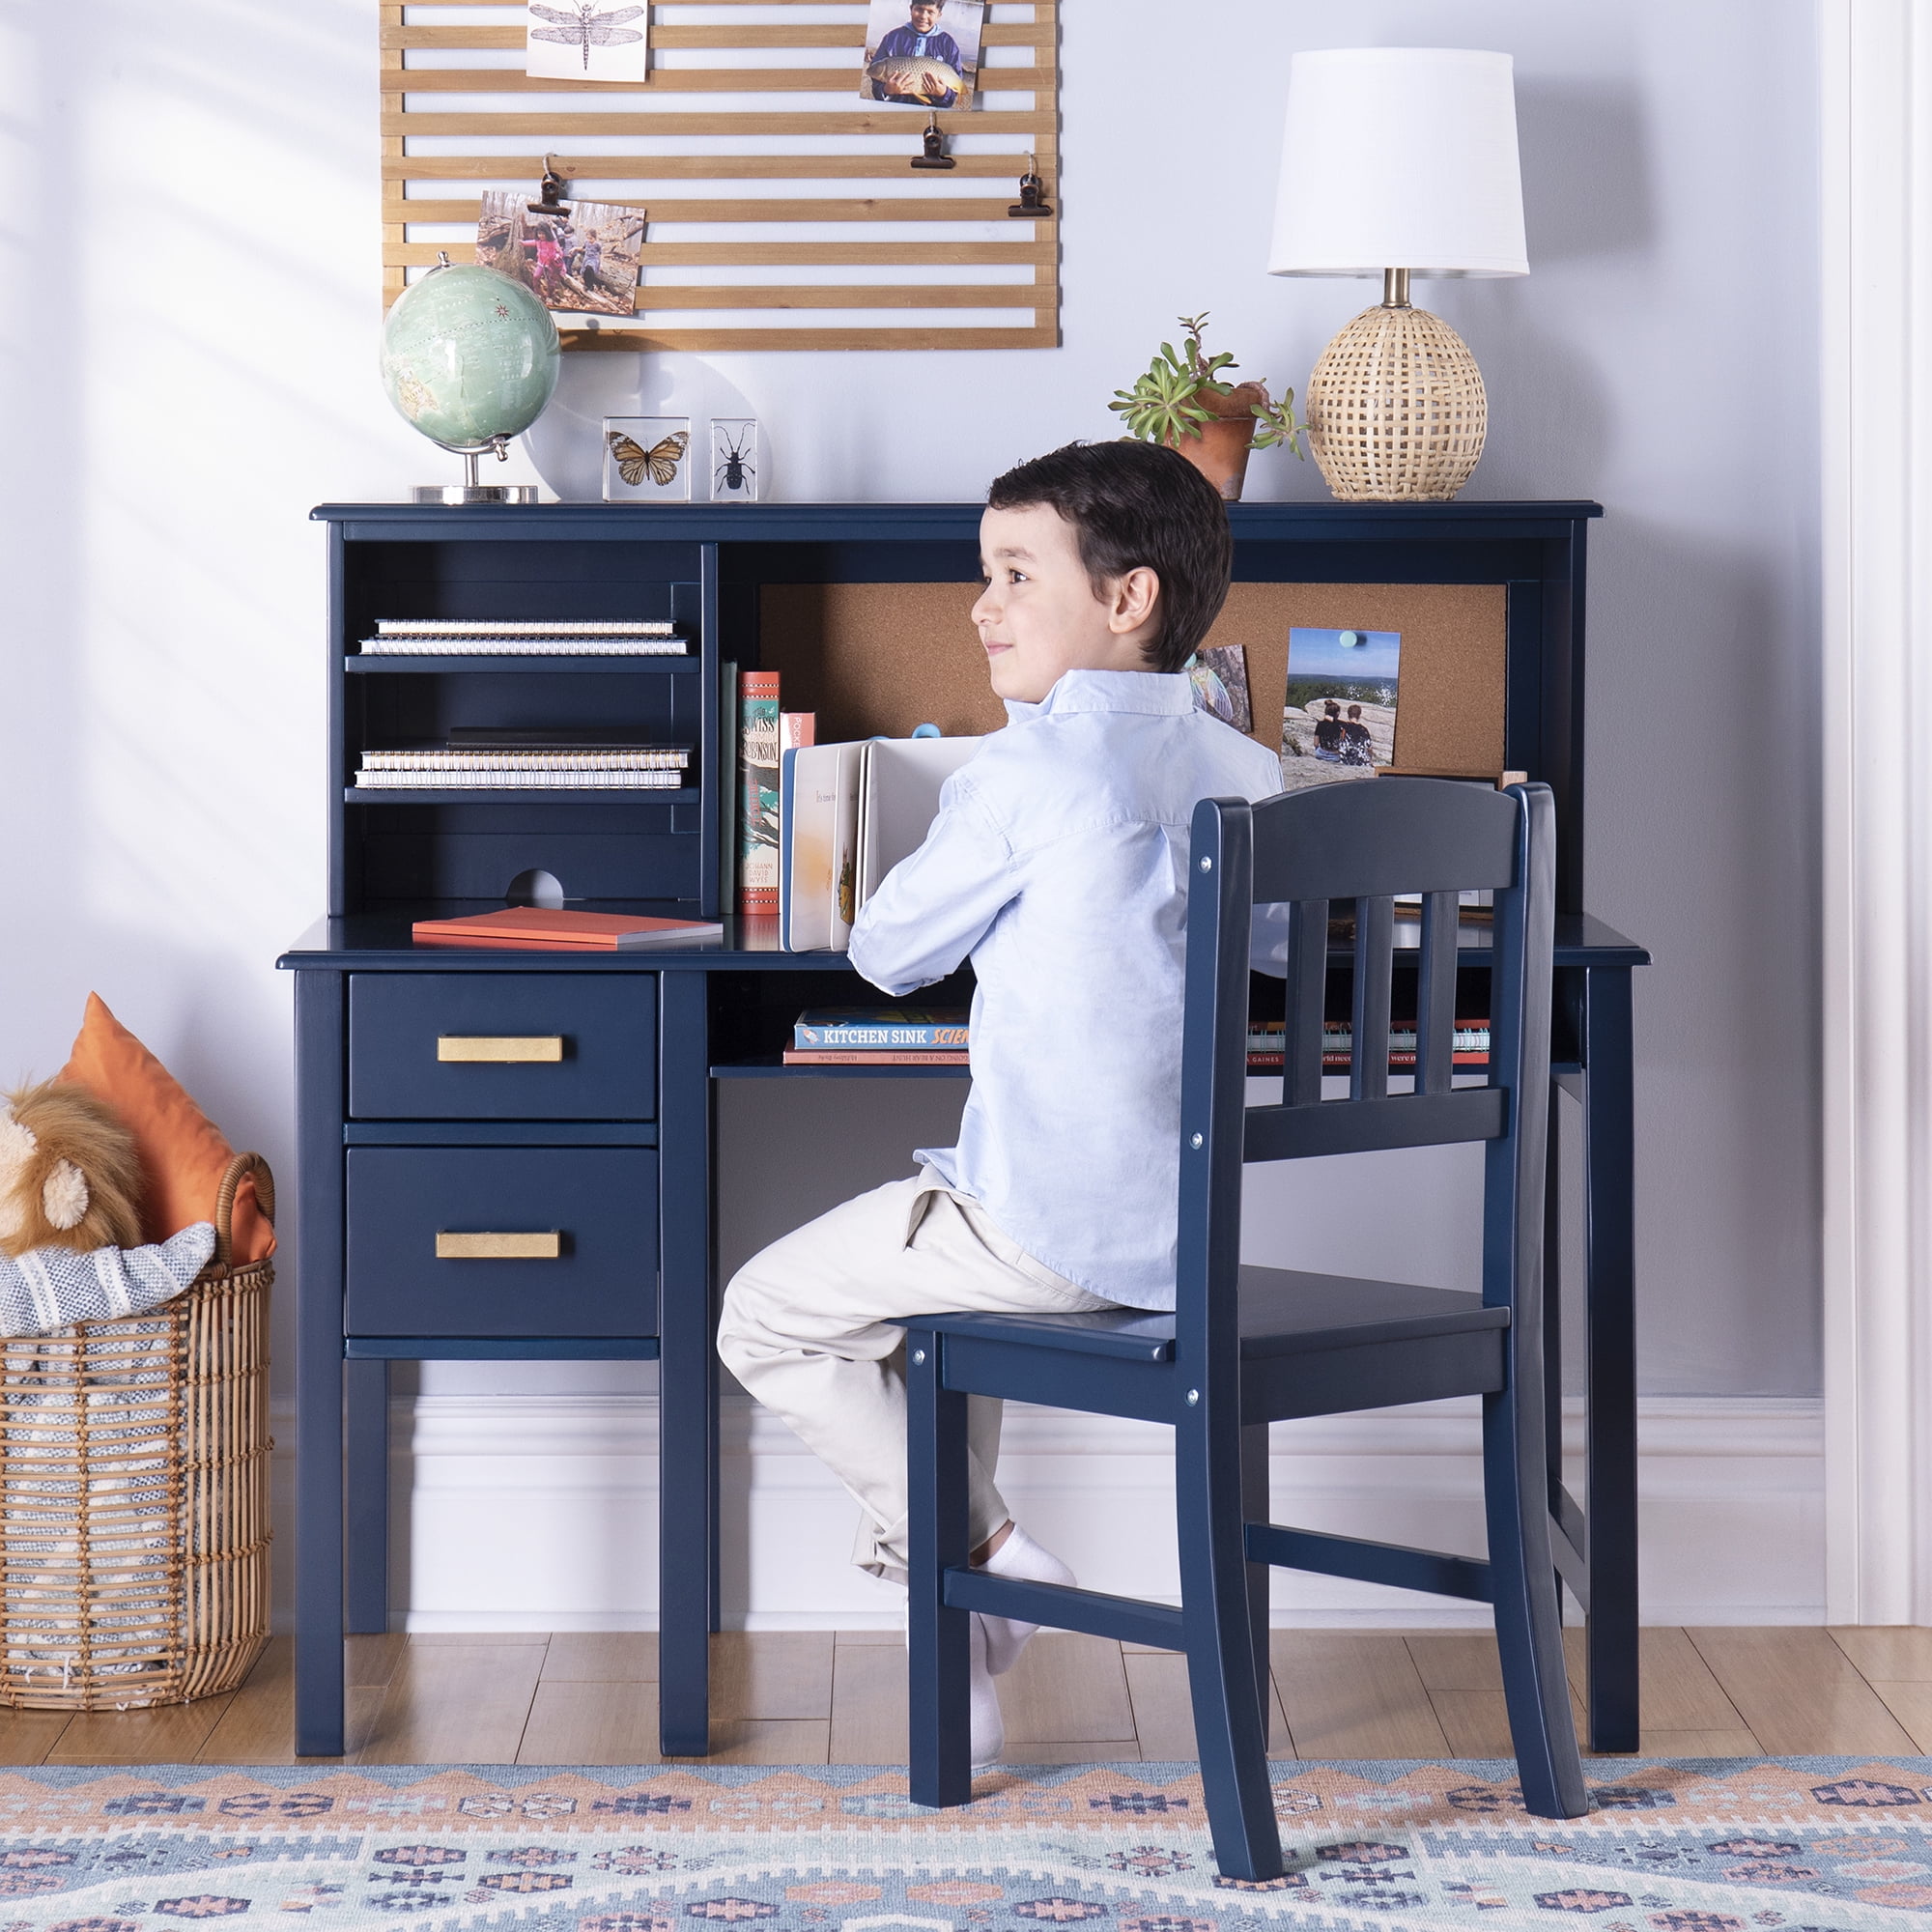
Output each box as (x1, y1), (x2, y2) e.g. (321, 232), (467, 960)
(436, 1231), (562, 1261)
(437, 1035), (564, 1064)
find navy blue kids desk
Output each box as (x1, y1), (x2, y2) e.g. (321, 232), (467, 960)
(281, 500), (1648, 1760)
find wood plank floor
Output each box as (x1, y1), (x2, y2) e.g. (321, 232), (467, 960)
(5, 1630), (1930, 1766)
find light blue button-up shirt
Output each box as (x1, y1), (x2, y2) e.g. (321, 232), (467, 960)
(848, 668), (1285, 1311)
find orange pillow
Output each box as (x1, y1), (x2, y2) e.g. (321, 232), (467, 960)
(58, 993), (275, 1264)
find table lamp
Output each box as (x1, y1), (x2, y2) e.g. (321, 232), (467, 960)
(1268, 47), (1527, 501)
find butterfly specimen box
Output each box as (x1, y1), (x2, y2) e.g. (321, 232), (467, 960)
(604, 416), (692, 502)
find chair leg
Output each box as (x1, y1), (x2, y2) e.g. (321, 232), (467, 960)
(1177, 1417), (1284, 1882)
(1483, 1386), (1588, 1818)
(907, 1328), (973, 1808)
(1242, 1422), (1272, 1720)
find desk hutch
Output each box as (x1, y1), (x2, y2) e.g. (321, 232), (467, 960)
(281, 499), (1646, 1761)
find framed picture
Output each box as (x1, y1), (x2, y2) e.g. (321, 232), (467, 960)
(603, 416), (692, 502)
(1279, 626), (1401, 791)
(859, 0), (984, 108)
(710, 418), (761, 502)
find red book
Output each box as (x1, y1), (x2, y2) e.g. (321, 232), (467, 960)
(739, 671), (781, 917)
(412, 908), (723, 950)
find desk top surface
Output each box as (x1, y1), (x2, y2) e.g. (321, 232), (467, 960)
(311, 499), (1605, 540)
(279, 912), (1650, 972)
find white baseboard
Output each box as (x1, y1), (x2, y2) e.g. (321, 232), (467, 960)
(270, 1391), (1824, 1632)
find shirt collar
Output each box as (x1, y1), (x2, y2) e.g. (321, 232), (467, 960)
(1003, 668), (1195, 726)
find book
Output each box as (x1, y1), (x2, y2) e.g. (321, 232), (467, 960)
(720, 659), (739, 913)
(1245, 1020), (1491, 1068)
(781, 1049), (970, 1066)
(412, 908), (723, 949)
(781, 712), (816, 752)
(780, 740), (861, 951)
(857, 736), (983, 906)
(1378, 768), (1529, 789)
(376, 617), (679, 637)
(360, 640), (686, 657)
(359, 746), (689, 772)
(793, 1009), (970, 1050)
(738, 672), (781, 916)
(776, 734), (984, 951)
(353, 770), (687, 789)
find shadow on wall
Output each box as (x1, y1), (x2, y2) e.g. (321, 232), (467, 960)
(526, 355), (762, 503)
(1432, 76), (1653, 484)
(1580, 509), (1822, 1395)
(1515, 77), (1657, 266)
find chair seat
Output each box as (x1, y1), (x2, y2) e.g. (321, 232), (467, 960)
(913, 1267), (1507, 1364)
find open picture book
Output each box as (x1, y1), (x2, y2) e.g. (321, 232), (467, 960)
(779, 735), (984, 952)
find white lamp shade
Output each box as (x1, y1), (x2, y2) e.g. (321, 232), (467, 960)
(1268, 47), (1528, 279)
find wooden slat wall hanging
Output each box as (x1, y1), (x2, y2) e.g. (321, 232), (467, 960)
(384, 1), (1060, 352)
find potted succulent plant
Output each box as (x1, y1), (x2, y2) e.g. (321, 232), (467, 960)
(1109, 313), (1305, 502)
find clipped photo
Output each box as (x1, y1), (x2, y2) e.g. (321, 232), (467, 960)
(526, 3), (650, 83)
(604, 415), (692, 502)
(859, 0), (984, 107)
(476, 190), (645, 317)
(1280, 627), (1401, 790)
(1189, 644), (1253, 733)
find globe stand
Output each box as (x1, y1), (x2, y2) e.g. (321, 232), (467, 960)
(412, 436), (540, 507)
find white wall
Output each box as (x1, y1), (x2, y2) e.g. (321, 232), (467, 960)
(2, 1), (1822, 1628)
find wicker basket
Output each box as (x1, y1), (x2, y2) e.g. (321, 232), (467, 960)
(0, 1153), (273, 1710)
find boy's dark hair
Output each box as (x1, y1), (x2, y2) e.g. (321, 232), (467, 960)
(985, 440), (1233, 673)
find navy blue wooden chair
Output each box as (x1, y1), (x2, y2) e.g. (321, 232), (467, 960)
(903, 779), (1584, 1879)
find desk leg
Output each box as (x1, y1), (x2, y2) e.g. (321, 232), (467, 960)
(658, 971), (716, 1756)
(1583, 965), (1638, 1752)
(346, 1360), (389, 1635)
(295, 972), (347, 1757)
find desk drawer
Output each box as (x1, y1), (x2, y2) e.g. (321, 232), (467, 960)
(350, 974), (655, 1121)
(346, 1146), (658, 1338)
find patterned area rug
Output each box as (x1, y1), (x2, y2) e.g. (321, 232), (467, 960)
(0, 1760), (1927, 1932)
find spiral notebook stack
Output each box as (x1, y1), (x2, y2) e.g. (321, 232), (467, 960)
(357, 618), (690, 657)
(355, 727), (693, 791)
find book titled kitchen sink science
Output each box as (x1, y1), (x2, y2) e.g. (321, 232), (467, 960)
(793, 1009), (969, 1050)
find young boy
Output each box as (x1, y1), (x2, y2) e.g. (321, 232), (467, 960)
(717, 440), (1284, 1764)
(867, 0), (966, 105)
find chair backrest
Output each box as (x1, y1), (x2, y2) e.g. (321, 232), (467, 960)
(1174, 779), (1556, 1377)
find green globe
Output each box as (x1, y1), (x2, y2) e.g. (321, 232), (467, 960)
(380, 262), (560, 451)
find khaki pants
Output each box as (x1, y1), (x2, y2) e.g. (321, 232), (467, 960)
(717, 1170), (1118, 1582)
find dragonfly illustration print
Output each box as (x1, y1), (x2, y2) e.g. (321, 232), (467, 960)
(528, 3), (646, 75)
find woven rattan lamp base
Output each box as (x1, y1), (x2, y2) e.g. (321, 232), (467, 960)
(1305, 301), (1489, 501)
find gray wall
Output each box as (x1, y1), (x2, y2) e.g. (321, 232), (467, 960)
(0, 0), (1821, 1401)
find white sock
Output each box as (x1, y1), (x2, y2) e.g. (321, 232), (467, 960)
(978, 1523), (1074, 1676)
(969, 1612), (1005, 1769)
(902, 1609), (1005, 1769)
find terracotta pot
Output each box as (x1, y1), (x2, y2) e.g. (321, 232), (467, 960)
(1164, 381), (1265, 502)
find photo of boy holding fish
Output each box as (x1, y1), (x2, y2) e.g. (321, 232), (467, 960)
(861, 0), (983, 107)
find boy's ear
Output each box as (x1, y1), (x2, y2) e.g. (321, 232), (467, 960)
(1105, 566), (1160, 637)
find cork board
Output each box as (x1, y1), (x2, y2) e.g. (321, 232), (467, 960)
(1204, 582), (1508, 773)
(759, 582), (1005, 741)
(759, 579), (1508, 770)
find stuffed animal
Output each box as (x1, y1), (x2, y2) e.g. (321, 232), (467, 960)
(0, 1080), (145, 1260)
